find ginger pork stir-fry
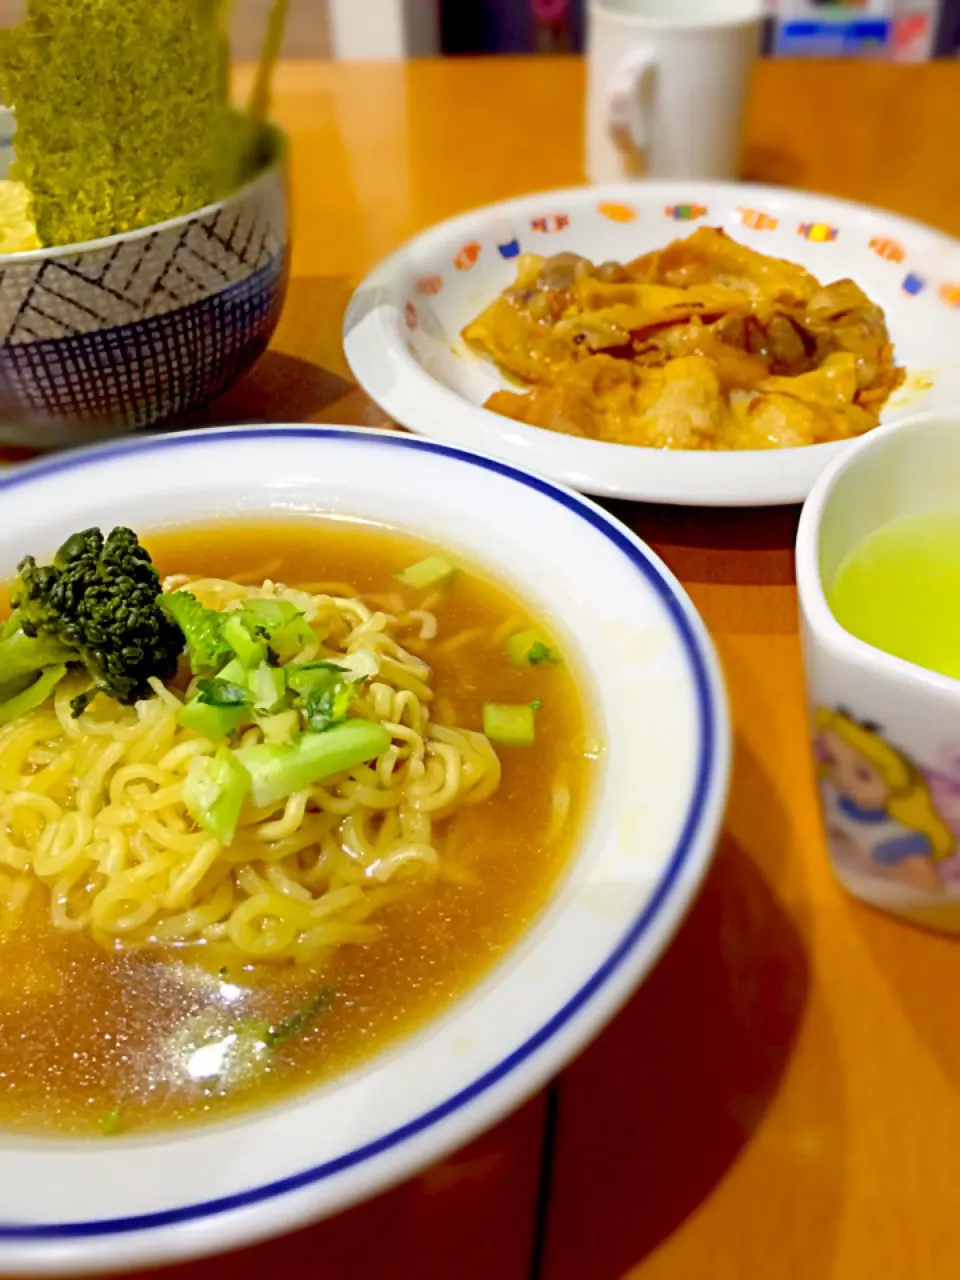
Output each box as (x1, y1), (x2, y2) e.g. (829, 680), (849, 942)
(462, 228), (905, 451)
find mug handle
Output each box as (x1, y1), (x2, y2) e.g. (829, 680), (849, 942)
(606, 45), (657, 178)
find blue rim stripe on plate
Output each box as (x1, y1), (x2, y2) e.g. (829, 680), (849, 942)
(0, 427), (720, 1239)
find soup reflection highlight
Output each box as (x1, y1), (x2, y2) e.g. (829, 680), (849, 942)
(0, 521), (595, 1134)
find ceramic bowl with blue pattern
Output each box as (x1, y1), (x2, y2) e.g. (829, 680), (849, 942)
(0, 120), (288, 438)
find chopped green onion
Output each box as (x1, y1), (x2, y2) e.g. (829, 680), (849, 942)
(505, 629), (562, 667)
(217, 658), (250, 686)
(483, 703), (536, 747)
(179, 697), (247, 744)
(241, 599), (302, 627)
(99, 1103), (124, 1137)
(183, 747), (250, 846)
(222, 612), (268, 668)
(180, 661), (251, 741)
(528, 642), (560, 665)
(249, 663), (287, 715)
(265, 987), (334, 1049)
(235, 720), (391, 809)
(240, 598), (314, 664)
(395, 556), (457, 590)
(287, 664), (357, 733)
(197, 678), (251, 709)
(257, 709), (300, 745)
(285, 661), (346, 691)
(204, 987), (336, 1093)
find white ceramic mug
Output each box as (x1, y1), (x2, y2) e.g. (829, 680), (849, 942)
(586, 0), (764, 183)
(797, 414), (960, 934)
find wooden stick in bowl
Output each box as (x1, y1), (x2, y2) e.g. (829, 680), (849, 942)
(247, 0), (290, 128)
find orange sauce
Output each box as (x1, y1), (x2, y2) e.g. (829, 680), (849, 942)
(0, 520), (594, 1135)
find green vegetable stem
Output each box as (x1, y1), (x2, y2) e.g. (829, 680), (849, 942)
(483, 703), (538, 747)
(265, 986), (334, 1049)
(396, 556), (457, 590)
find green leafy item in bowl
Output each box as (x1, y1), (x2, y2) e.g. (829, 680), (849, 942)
(0, 0), (262, 248)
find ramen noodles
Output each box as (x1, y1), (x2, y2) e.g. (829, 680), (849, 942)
(0, 520), (596, 1134)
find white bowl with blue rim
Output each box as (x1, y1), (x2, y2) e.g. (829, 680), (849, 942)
(344, 181), (960, 507)
(0, 109), (288, 442)
(0, 424), (729, 1274)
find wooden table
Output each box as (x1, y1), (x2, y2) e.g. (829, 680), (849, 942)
(115, 57), (960, 1280)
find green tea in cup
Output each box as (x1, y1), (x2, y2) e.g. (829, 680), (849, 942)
(828, 509), (960, 679)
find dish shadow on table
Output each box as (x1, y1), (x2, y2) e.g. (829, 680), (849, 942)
(203, 351), (356, 426)
(623, 500), (802, 640)
(619, 501), (802, 585)
(535, 745), (843, 1279)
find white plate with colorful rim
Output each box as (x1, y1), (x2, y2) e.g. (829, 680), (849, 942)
(343, 181), (960, 507)
(0, 425), (729, 1274)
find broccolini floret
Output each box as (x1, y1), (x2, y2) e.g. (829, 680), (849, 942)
(159, 590), (234, 674)
(1, 527), (185, 718)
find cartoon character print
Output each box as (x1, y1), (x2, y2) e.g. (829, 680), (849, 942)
(815, 708), (952, 894)
(919, 747), (960, 884)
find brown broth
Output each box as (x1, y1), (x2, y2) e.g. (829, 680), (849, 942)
(0, 520), (594, 1135)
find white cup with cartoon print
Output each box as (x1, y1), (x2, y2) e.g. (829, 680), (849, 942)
(797, 413), (960, 934)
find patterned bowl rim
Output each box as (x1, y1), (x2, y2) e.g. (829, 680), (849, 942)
(0, 123), (287, 266)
